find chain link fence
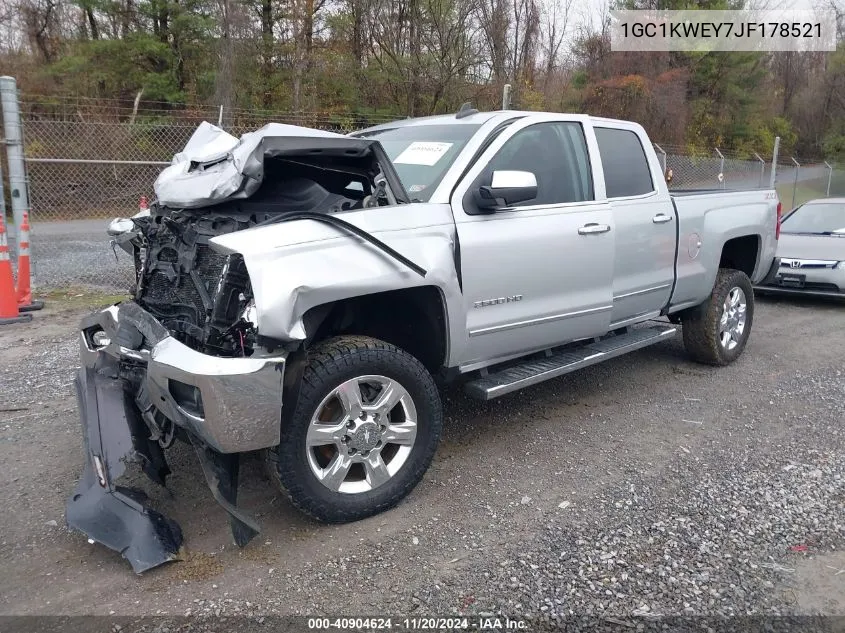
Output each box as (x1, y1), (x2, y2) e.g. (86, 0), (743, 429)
(657, 144), (845, 205)
(18, 95), (398, 292)
(772, 160), (845, 209)
(5, 92), (845, 293)
(659, 146), (771, 190)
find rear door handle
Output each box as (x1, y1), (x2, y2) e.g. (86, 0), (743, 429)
(578, 223), (611, 235)
(652, 213), (673, 224)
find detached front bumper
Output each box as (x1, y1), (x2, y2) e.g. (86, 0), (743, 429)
(66, 301), (287, 573)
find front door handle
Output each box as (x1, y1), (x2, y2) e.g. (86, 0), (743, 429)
(652, 213), (673, 224)
(578, 223), (611, 235)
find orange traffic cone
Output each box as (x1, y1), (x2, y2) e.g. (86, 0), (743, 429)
(16, 212), (44, 313)
(0, 215), (31, 325)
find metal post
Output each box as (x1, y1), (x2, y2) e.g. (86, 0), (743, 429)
(0, 160), (6, 223)
(502, 84), (512, 110)
(824, 161), (833, 196)
(218, 105), (224, 127)
(753, 152), (765, 188)
(790, 157), (800, 209)
(0, 76), (29, 243)
(654, 143), (667, 176)
(769, 136), (780, 189)
(715, 147), (725, 188)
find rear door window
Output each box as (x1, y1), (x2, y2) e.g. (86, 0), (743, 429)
(595, 128), (655, 198)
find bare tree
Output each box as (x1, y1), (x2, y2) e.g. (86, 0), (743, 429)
(421, 0), (483, 112)
(19, 0), (60, 62)
(476, 0), (509, 82)
(540, 0), (573, 80)
(473, 0), (541, 96)
(347, 0), (366, 71)
(259, 0), (275, 108)
(214, 0), (235, 122)
(366, 0), (415, 113)
(366, 0), (483, 115)
(291, 0), (326, 111)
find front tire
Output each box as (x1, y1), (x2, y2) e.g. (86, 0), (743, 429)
(266, 336), (443, 523)
(682, 268), (755, 366)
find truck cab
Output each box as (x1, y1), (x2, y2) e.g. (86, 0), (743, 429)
(350, 110), (778, 373)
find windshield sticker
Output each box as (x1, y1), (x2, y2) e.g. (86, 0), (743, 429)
(394, 142), (453, 166)
(408, 184), (426, 193)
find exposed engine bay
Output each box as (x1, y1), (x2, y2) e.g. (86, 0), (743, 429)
(69, 124), (433, 574)
(112, 150), (399, 358)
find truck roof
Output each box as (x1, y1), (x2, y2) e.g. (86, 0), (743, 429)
(356, 110), (637, 134)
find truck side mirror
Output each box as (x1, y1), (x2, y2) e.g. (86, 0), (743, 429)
(474, 170), (538, 210)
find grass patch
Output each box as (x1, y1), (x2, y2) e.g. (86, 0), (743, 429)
(37, 287), (129, 310)
(775, 183), (828, 209)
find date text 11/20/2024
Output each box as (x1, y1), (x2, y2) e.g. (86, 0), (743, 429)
(307, 617), (528, 630)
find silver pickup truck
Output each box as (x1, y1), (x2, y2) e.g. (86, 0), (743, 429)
(68, 109), (782, 572)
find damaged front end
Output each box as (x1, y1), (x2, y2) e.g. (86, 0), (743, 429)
(67, 302), (286, 573)
(68, 122), (416, 572)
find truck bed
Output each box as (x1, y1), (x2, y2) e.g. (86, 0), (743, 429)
(667, 187), (780, 311)
(670, 188), (765, 196)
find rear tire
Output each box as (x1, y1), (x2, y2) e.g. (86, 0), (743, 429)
(265, 336), (442, 523)
(682, 268), (754, 366)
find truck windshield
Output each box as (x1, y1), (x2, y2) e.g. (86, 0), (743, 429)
(781, 202), (845, 235)
(355, 124), (482, 201)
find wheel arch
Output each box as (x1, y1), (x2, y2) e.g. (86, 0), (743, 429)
(301, 286), (450, 374)
(719, 234), (761, 279)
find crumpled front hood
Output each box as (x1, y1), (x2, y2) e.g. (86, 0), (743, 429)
(153, 121), (347, 209)
(777, 233), (845, 261)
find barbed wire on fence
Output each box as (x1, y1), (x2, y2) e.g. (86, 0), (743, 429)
(6, 95), (844, 293)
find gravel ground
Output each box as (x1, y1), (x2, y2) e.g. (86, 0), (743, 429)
(0, 293), (843, 630)
(7, 220), (134, 292)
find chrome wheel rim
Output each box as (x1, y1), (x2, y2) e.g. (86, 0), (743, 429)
(306, 375), (417, 494)
(719, 287), (747, 350)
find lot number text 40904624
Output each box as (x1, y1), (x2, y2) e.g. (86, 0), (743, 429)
(307, 617), (528, 630)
